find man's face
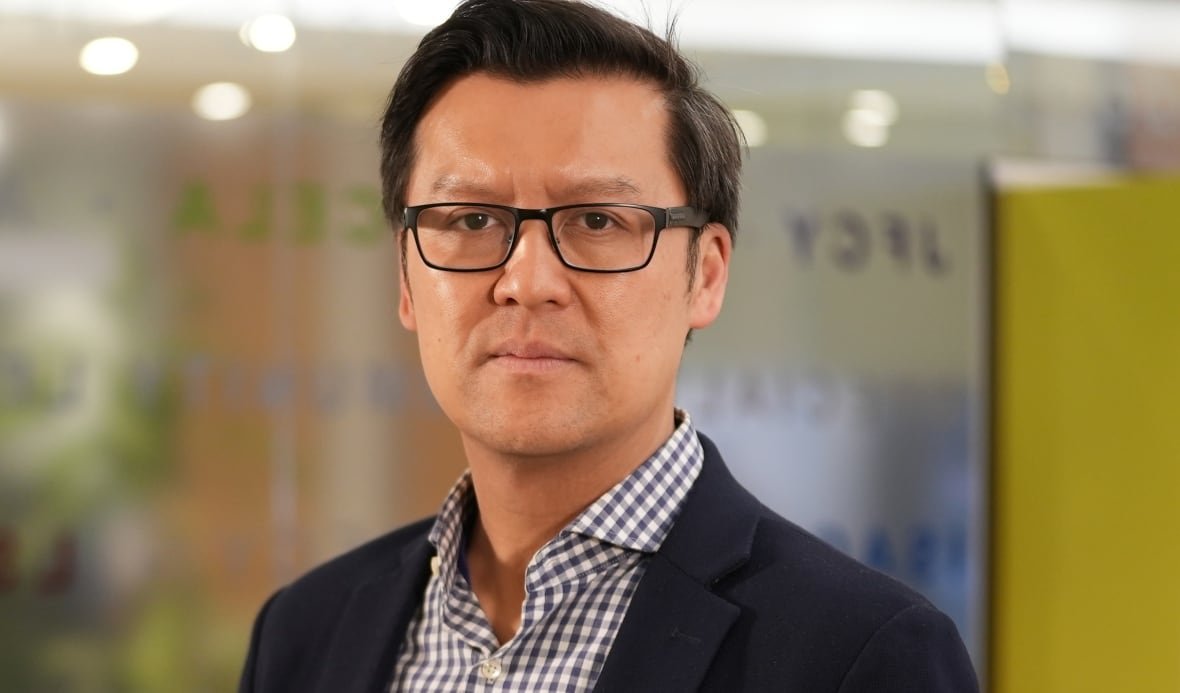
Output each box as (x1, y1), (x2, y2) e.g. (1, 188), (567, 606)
(399, 72), (730, 461)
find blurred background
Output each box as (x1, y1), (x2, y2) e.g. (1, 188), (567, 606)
(0, 1), (1177, 691)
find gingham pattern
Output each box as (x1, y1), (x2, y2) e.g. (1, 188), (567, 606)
(390, 411), (703, 692)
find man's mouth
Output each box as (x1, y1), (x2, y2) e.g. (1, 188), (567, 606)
(488, 341), (577, 372)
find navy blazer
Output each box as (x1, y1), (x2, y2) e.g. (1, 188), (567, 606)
(240, 433), (979, 692)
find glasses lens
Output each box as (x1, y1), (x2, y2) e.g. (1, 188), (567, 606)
(414, 205), (515, 270)
(552, 206), (656, 270)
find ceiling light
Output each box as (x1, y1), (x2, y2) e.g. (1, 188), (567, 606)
(986, 63), (1011, 95)
(192, 82), (252, 121)
(843, 89), (897, 147)
(843, 110), (890, 148)
(242, 14), (297, 53)
(849, 90), (899, 125)
(79, 37), (139, 76)
(732, 109), (768, 148)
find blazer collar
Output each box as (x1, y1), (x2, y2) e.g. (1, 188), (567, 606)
(593, 432), (761, 691)
(309, 433), (758, 693)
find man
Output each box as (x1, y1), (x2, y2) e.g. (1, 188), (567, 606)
(240, 1), (979, 691)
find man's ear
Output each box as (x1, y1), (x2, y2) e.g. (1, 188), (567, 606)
(689, 224), (731, 330)
(398, 235), (417, 331)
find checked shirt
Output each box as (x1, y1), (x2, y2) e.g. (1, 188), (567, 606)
(389, 412), (704, 691)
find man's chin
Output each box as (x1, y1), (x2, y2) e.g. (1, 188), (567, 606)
(461, 417), (598, 462)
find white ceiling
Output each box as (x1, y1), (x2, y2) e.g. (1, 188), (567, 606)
(3, 0), (1180, 65)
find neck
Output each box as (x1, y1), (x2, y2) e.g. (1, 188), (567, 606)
(460, 414), (675, 643)
(466, 422), (672, 564)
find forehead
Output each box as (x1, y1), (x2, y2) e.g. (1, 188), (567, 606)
(407, 72), (683, 202)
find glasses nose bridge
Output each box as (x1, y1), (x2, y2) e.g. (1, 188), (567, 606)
(514, 207), (554, 233)
(507, 207), (561, 259)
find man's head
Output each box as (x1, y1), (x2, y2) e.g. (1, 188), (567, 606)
(379, 0), (743, 254)
(381, 0), (741, 464)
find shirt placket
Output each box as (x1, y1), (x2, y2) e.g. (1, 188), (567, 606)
(441, 573), (502, 655)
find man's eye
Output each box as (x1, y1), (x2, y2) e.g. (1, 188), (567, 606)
(460, 213), (492, 230)
(581, 212), (612, 230)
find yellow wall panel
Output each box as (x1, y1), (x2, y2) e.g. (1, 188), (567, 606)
(993, 176), (1180, 692)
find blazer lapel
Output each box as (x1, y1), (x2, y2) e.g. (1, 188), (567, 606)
(315, 539), (433, 693)
(594, 433), (762, 691)
(593, 554), (739, 691)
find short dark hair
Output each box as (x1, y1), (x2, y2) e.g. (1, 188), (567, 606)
(379, 0), (743, 251)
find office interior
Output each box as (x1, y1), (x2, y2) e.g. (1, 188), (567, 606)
(1, 1), (1178, 690)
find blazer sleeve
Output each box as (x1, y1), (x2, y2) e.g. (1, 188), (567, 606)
(238, 589), (282, 693)
(836, 603), (979, 693)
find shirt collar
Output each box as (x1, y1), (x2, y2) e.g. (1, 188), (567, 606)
(427, 409), (704, 582)
(563, 410), (702, 553)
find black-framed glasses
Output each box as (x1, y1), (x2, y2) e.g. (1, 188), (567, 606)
(402, 202), (708, 273)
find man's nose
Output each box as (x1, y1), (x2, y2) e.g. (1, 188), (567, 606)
(492, 219), (573, 308)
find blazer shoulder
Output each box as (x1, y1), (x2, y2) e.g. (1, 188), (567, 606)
(746, 511), (931, 615)
(258, 517), (434, 647)
(240, 518), (435, 692)
(685, 436), (976, 689)
(709, 497), (977, 690)
(692, 433), (942, 620)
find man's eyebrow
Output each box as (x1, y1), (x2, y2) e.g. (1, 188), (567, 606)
(429, 175), (499, 200)
(426, 175), (644, 202)
(563, 176), (643, 200)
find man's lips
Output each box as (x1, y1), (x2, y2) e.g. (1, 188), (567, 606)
(487, 341), (578, 370)
(490, 342), (574, 360)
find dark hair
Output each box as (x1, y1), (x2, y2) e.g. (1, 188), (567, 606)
(379, 0), (743, 256)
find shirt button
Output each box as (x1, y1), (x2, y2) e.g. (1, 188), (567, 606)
(479, 658), (503, 683)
